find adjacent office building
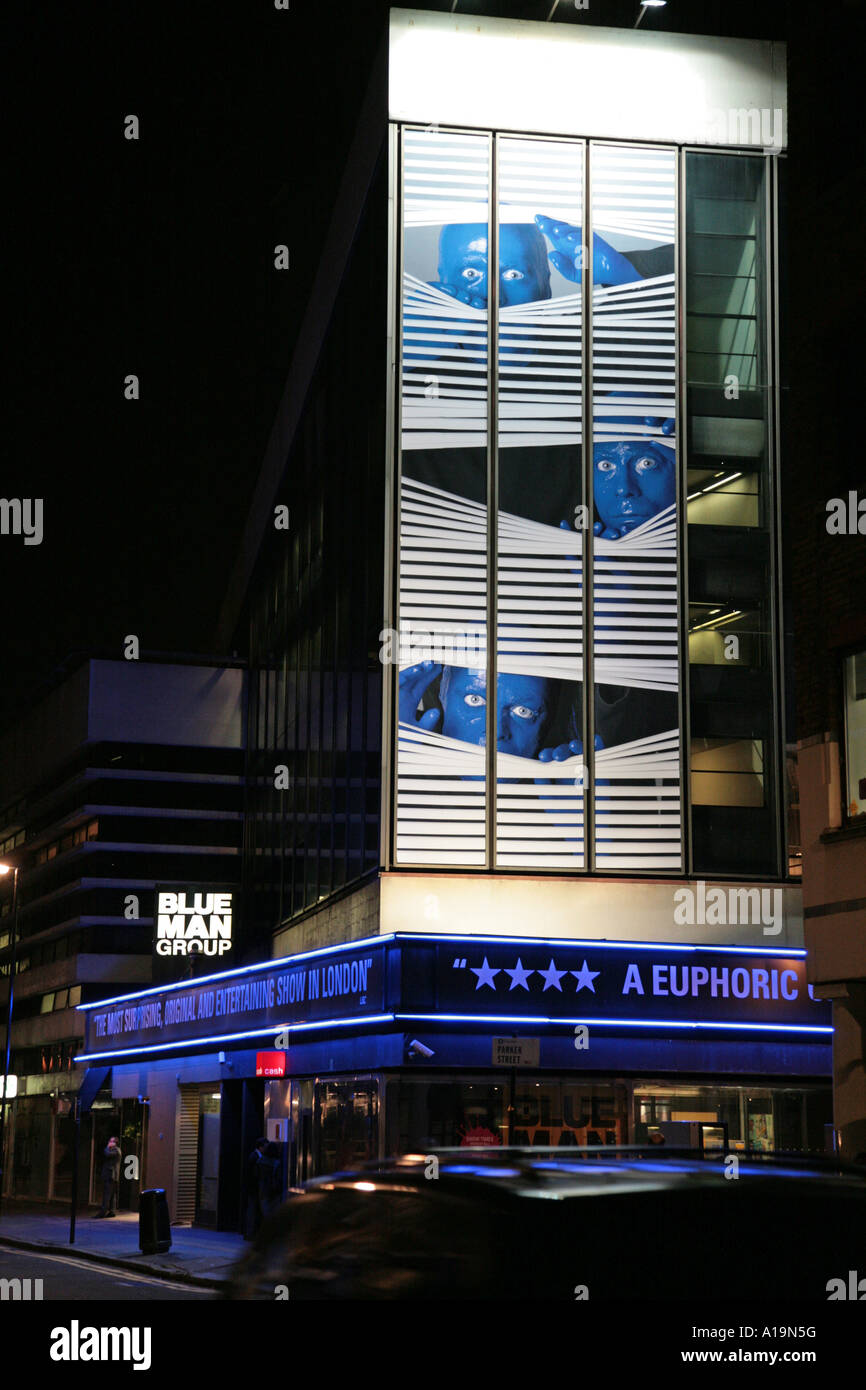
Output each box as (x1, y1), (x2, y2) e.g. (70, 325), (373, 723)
(77, 11), (834, 1226)
(0, 657), (244, 1213)
(786, 131), (866, 1157)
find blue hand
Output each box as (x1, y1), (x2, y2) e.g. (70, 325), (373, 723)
(534, 215), (644, 287)
(399, 661), (443, 729)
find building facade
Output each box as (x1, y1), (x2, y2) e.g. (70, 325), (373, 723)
(75, 12), (835, 1230)
(786, 129), (866, 1158)
(0, 658), (244, 1210)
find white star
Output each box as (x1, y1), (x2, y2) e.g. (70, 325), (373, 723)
(571, 960), (600, 993)
(504, 958), (534, 991)
(538, 958), (566, 992)
(470, 956), (500, 990)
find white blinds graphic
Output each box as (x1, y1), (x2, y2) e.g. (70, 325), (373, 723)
(498, 137), (583, 451)
(396, 725), (679, 870)
(400, 478), (675, 691)
(403, 135), (586, 452)
(591, 144), (680, 870)
(593, 729), (681, 872)
(591, 147), (676, 243)
(403, 279), (585, 452)
(593, 504), (677, 692)
(403, 130), (490, 228)
(399, 479), (488, 669)
(402, 130), (489, 455)
(402, 278), (488, 452)
(494, 137), (586, 867)
(397, 726), (487, 866)
(593, 277), (676, 442)
(398, 129), (489, 865)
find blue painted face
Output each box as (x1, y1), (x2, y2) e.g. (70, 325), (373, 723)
(440, 667), (551, 757)
(437, 223), (551, 307)
(593, 441), (676, 534)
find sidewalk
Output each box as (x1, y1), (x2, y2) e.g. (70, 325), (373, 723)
(0, 1207), (247, 1288)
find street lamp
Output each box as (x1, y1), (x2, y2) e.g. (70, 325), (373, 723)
(0, 862), (20, 1223)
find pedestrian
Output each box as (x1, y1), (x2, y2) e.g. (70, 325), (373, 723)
(244, 1137), (268, 1239)
(95, 1136), (122, 1217)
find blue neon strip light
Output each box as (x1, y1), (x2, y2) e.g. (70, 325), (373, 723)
(73, 1012), (397, 1063)
(395, 1013), (832, 1036)
(392, 933), (806, 958)
(75, 1008), (832, 1065)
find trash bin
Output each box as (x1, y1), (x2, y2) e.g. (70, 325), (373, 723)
(139, 1188), (172, 1254)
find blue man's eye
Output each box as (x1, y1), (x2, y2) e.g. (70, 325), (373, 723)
(461, 267), (483, 282)
(464, 693), (485, 708)
(596, 458), (616, 472)
(511, 705), (536, 720)
(635, 455), (659, 472)
(501, 268), (524, 281)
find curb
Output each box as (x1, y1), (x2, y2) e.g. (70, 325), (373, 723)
(0, 1233), (231, 1291)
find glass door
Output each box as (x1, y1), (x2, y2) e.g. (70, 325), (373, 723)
(196, 1090), (221, 1226)
(313, 1079), (378, 1176)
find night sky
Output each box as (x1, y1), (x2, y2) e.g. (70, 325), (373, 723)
(4, 0), (862, 725)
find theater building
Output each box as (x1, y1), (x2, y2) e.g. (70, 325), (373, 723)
(76, 10), (833, 1227)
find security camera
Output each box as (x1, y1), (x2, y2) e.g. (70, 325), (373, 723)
(408, 1039), (435, 1058)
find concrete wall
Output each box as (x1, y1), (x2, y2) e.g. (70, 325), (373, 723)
(381, 872), (803, 949)
(272, 878), (381, 959)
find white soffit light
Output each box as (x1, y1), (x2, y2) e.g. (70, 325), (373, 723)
(389, 10), (786, 150)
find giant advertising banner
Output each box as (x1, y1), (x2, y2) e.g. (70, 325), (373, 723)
(396, 130), (679, 871)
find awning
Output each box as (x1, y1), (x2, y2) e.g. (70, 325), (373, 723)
(77, 1066), (111, 1113)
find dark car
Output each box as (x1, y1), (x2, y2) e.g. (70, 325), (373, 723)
(224, 1146), (866, 1300)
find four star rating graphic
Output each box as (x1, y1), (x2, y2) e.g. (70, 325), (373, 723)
(465, 955), (600, 993)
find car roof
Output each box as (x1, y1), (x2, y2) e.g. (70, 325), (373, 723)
(298, 1146), (866, 1201)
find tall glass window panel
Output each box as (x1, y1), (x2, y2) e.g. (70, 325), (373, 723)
(590, 145), (682, 871)
(495, 137), (585, 869)
(686, 155), (768, 530)
(396, 130), (490, 865)
(686, 154), (777, 876)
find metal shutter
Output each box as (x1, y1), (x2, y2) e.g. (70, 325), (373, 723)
(175, 1086), (200, 1224)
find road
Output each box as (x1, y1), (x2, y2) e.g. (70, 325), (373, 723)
(0, 1245), (213, 1300)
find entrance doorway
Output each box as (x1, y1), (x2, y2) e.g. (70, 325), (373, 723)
(196, 1091), (221, 1227)
(175, 1083), (222, 1226)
